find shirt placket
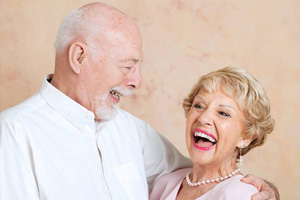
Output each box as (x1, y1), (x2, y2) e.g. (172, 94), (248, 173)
(96, 133), (114, 200)
(79, 113), (113, 199)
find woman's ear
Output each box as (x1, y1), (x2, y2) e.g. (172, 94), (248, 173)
(68, 42), (87, 74)
(237, 137), (254, 149)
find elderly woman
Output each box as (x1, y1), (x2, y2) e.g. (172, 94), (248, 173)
(150, 67), (275, 200)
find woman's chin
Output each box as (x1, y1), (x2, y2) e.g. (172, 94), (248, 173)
(189, 150), (216, 167)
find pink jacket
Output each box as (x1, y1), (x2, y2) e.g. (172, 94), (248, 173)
(150, 168), (258, 200)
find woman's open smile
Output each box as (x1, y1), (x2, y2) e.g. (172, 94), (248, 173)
(185, 86), (248, 169)
(192, 128), (217, 151)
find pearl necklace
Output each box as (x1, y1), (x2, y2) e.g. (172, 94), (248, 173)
(186, 168), (241, 187)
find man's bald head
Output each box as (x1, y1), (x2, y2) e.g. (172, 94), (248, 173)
(52, 2), (143, 120)
(54, 2), (140, 54)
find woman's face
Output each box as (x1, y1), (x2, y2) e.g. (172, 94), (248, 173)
(186, 86), (249, 169)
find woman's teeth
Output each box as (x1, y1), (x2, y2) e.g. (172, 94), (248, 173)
(194, 132), (216, 143)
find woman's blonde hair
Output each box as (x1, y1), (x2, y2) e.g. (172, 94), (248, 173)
(183, 67), (275, 156)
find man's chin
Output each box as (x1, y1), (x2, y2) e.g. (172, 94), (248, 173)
(95, 105), (118, 121)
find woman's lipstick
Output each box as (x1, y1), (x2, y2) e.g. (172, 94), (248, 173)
(192, 128), (217, 151)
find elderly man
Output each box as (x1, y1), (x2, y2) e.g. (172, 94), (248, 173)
(0, 2), (277, 200)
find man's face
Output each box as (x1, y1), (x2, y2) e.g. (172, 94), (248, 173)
(85, 28), (143, 121)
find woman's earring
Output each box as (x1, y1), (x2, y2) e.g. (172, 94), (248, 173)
(237, 145), (246, 167)
(237, 148), (243, 167)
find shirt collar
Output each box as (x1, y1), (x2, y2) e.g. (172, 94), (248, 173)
(39, 74), (95, 130)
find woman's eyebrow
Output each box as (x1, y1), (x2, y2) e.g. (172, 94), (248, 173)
(219, 104), (236, 111)
(194, 96), (206, 103)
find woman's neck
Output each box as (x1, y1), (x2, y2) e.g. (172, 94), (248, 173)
(176, 162), (241, 200)
(191, 164), (239, 182)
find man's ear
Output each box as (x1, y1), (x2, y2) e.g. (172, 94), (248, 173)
(68, 42), (87, 75)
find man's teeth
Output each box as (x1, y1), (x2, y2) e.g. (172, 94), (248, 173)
(110, 90), (120, 99)
(194, 132), (216, 143)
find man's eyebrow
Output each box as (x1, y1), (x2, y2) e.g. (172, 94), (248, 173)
(120, 58), (143, 63)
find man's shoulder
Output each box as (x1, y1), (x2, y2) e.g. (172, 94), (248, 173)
(1, 93), (45, 123)
(115, 108), (147, 125)
(113, 108), (157, 136)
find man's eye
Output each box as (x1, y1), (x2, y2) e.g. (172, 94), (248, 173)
(120, 66), (133, 74)
(219, 111), (230, 117)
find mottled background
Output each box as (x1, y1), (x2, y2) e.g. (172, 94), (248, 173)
(1, 0), (299, 199)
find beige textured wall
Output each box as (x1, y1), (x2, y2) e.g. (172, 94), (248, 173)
(1, 0), (299, 199)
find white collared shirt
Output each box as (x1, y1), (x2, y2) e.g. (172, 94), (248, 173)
(0, 76), (191, 200)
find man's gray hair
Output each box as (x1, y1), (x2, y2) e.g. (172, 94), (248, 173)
(54, 7), (99, 52)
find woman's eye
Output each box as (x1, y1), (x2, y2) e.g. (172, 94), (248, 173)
(219, 111), (230, 117)
(194, 104), (203, 109)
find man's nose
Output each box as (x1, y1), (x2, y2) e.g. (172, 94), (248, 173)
(126, 67), (142, 89)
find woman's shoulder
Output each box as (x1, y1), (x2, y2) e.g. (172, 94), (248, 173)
(153, 167), (191, 190)
(160, 168), (192, 181)
(209, 175), (258, 199)
(150, 168), (192, 200)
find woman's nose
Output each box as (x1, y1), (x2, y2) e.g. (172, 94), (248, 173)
(197, 109), (213, 126)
